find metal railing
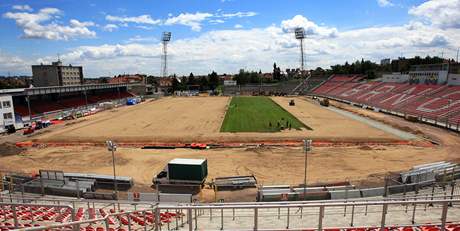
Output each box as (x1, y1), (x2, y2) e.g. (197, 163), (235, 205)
(0, 202), (74, 230)
(161, 199), (460, 231)
(2, 198), (458, 231)
(19, 208), (159, 231)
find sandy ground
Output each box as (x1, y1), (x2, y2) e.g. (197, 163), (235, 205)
(0, 145), (454, 186)
(0, 142), (457, 202)
(33, 96), (401, 143)
(1, 97), (460, 202)
(34, 97), (230, 143)
(272, 97), (399, 141)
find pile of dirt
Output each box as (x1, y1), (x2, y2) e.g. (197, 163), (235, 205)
(358, 145), (373, 150)
(244, 145), (273, 153)
(0, 143), (25, 157)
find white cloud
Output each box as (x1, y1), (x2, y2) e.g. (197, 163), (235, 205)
(377, 0), (394, 7)
(12, 5), (33, 12)
(105, 14), (161, 25)
(42, 12), (459, 77)
(3, 8), (96, 40)
(135, 25), (154, 30)
(106, 11), (258, 31)
(127, 35), (158, 43)
(69, 19), (95, 27)
(103, 24), (118, 32)
(9, 1), (459, 77)
(219, 11), (258, 18)
(164, 12), (213, 31)
(234, 24), (243, 29)
(209, 19), (225, 24)
(409, 0), (460, 29)
(280, 15), (338, 38)
(0, 50), (29, 75)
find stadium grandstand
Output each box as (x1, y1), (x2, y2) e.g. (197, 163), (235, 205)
(0, 179), (459, 230)
(0, 83), (139, 132)
(308, 63), (460, 132)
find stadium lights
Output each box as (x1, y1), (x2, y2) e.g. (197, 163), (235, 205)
(162, 32), (172, 42)
(294, 27), (306, 72)
(106, 140), (118, 200)
(294, 27), (305, 39)
(303, 139), (312, 199)
(161, 32), (172, 77)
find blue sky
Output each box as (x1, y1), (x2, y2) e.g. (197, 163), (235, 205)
(0, 0), (459, 77)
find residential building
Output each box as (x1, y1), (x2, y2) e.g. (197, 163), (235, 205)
(32, 60), (83, 87)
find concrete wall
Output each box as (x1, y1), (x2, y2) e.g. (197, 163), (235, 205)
(329, 189), (361, 200)
(32, 65), (60, 87)
(382, 73), (409, 83)
(448, 74), (460, 85)
(127, 192), (192, 203)
(408, 70), (448, 84)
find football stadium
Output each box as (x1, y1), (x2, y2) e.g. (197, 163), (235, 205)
(0, 1), (460, 230)
(1, 71), (460, 230)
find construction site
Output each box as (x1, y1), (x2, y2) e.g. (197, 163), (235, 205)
(1, 92), (459, 200)
(0, 8), (460, 229)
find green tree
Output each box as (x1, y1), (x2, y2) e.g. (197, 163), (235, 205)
(187, 72), (195, 85)
(199, 76), (209, 91)
(234, 69), (249, 85)
(171, 77), (180, 91)
(249, 71), (260, 83)
(208, 71), (219, 90)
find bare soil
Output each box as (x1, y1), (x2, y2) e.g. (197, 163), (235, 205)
(33, 96), (402, 144)
(0, 141), (457, 201)
(0, 142), (25, 157)
(1, 96), (459, 202)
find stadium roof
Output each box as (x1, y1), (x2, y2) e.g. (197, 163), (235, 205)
(0, 83), (141, 96)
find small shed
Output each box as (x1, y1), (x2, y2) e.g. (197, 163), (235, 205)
(168, 158), (208, 183)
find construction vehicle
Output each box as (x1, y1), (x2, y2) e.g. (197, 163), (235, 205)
(153, 158), (208, 185)
(320, 98), (330, 107)
(289, 100), (295, 106)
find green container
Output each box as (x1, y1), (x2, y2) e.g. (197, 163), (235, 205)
(168, 158), (208, 182)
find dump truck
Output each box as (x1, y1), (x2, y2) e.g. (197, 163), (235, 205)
(153, 158), (208, 185)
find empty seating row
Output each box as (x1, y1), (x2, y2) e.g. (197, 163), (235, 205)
(2, 222), (457, 231)
(312, 76), (460, 126)
(14, 91), (135, 117)
(0, 205), (183, 231)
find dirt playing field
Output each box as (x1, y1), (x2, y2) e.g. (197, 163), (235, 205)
(1, 96), (460, 202)
(0, 140), (457, 201)
(33, 96), (404, 144)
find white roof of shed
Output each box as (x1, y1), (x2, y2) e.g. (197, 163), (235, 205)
(169, 158), (206, 165)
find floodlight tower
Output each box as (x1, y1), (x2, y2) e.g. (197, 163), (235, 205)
(295, 27), (306, 71)
(161, 32), (172, 78)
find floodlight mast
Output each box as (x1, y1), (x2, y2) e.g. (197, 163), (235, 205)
(161, 32), (172, 78)
(295, 27), (306, 72)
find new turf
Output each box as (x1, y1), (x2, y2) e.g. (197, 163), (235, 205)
(220, 96), (310, 132)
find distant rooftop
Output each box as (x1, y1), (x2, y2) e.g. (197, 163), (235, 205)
(0, 83), (140, 96)
(0, 88), (27, 94)
(32, 60), (80, 67)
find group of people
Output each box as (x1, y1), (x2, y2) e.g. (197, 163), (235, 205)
(268, 117), (292, 130)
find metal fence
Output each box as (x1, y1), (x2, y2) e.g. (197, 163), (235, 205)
(25, 97), (129, 124)
(2, 198), (458, 231)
